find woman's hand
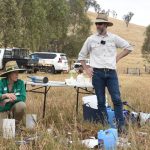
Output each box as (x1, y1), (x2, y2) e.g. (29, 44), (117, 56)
(2, 93), (16, 102)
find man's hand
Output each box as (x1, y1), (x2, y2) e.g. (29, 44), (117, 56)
(2, 93), (16, 102)
(80, 60), (93, 78)
(85, 67), (93, 78)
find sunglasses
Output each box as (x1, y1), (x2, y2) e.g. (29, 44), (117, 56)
(95, 22), (104, 26)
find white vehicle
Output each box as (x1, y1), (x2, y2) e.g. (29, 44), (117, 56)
(73, 59), (90, 70)
(0, 48), (29, 70)
(30, 52), (69, 73)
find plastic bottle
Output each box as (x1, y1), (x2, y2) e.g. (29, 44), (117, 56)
(98, 130), (104, 149)
(98, 129), (118, 150)
(107, 108), (116, 128)
(27, 76), (48, 83)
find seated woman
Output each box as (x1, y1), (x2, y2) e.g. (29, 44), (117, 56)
(0, 61), (26, 124)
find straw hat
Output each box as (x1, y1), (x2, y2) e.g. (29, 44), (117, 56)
(95, 13), (113, 26)
(0, 61), (26, 77)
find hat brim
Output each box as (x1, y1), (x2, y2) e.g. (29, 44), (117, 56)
(0, 69), (26, 77)
(94, 19), (113, 26)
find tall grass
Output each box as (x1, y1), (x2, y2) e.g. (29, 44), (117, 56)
(0, 72), (149, 149)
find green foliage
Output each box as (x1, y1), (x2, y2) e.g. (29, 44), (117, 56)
(84, 0), (101, 12)
(142, 25), (150, 63)
(0, 0), (21, 47)
(62, 0), (91, 58)
(123, 12), (134, 27)
(0, 0), (91, 58)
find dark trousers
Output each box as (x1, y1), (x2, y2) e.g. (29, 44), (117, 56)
(92, 68), (125, 127)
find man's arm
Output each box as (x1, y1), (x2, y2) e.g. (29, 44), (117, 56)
(115, 35), (133, 63)
(116, 49), (131, 63)
(78, 37), (93, 78)
(80, 60), (93, 78)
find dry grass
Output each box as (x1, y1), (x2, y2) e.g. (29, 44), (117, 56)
(0, 12), (150, 149)
(0, 71), (149, 150)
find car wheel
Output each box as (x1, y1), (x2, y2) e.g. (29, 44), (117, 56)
(34, 68), (38, 73)
(48, 66), (55, 74)
(56, 70), (62, 74)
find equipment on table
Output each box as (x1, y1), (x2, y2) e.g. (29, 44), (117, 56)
(27, 76), (48, 83)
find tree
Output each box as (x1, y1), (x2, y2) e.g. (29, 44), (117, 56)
(62, 0), (91, 58)
(142, 25), (150, 63)
(123, 12), (134, 27)
(0, 0), (91, 57)
(0, 0), (21, 48)
(84, 0), (101, 13)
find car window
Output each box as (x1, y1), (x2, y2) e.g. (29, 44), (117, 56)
(60, 54), (67, 60)
(31, 54), (38, 59)
(34, 53), (56, 59)
(12, 48), (29, 58)
(4, 50), (12, 58)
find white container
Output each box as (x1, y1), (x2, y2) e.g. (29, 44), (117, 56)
(82, 95), (98, 109)
(3, 119), (15, 139)
(76, 74), (85, 85)
(82, 95), (108, 109)
(26, 114), (37, 129)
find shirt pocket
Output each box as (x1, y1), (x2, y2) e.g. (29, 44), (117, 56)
(91, 43), (100, 50)
(15, 89), (21, 96)
(106, 42), (116, 57)
(107, 42), (116, 47)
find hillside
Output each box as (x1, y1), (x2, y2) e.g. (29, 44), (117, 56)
(87, 11), (146, 70)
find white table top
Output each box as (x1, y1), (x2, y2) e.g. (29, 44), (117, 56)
(25, 80), (93, 88)
(25, 81), (66, 87)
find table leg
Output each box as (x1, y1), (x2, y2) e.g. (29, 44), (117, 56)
(43, 86), (47, 118)
(76, 87), (79, 115)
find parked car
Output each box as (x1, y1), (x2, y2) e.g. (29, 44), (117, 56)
(0, 47), (30, 70)
(73, 59), (90, 70)
(30, 52), (69, 74)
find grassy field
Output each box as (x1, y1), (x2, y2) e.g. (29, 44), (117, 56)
(0, 12), (150, 149)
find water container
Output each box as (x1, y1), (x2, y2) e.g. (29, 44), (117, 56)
(107, 108), (116, 128)
(82, 95), (99, 122)
(26, 114), (37, 129)
(3, 119), (15, 139)
(98, 128), (118, 150)
(82, 95), (109, 122)
(27, 76), (48, 83)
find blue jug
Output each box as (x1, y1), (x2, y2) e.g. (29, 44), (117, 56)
(98, 128), (118, 150)
(107, 107), (116, 128)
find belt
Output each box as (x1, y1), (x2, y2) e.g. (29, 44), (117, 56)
(93, 68), (115, 72)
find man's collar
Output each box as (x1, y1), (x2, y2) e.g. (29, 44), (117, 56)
(96, 32), (110, 37)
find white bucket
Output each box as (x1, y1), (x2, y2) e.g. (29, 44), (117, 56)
(3, 119), (15, 139)
(82, 95), (98, 109)
(26, 114), (37, 129)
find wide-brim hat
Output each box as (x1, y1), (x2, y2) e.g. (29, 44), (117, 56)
(95, 13), (113, 26)
(0, 61), (26, 77)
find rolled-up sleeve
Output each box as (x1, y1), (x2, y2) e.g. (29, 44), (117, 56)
(78, 37), (91, 60)
(115, 35), (133, 51)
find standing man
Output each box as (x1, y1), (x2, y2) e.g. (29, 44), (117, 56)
(78, 13), (133, 133)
